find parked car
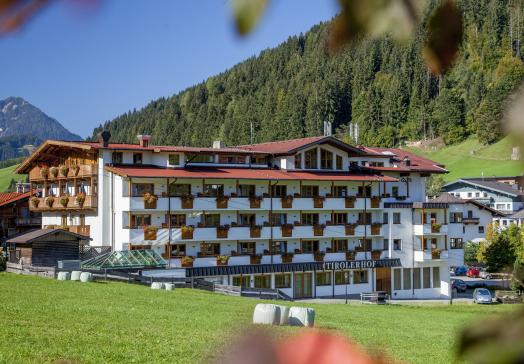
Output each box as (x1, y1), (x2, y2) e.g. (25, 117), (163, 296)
(451, 279), (467, 293)
(454, 266), (468, 276)
(473, 288), (493, 304)
(449, 268), (456, 277)
(467, 267), (480, 278)
(479, 269), (492, 280)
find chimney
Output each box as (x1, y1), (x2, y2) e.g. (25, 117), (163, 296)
(403, 156), (411, 166)
(213, 140), (225, 149)
(137, 135), (151, 148)
(97, 130), (111, 148)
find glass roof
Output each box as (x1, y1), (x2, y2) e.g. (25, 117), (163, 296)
(81, 249), (167, 270)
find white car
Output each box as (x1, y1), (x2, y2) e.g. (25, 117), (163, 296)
(479, 270), (492, 280)
(473, 288), (492, 304)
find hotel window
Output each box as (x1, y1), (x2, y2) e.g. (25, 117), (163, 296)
(413, 268), (421, 289)
(233, 276), (250, 288)
(168, 214), (186, 227)
(383, 239), (389, 250)
(203, 184), (224, 197)
(358, 212), (372, 225)
(186, 154), (214, 163)
(369, 161), (384, 167)
(336, 155), (343, 170)
(301, 185), (319, 197)
(483, 192), (488, 197)
(332, 239), (348, 252)
(393, 212), (401, 224)
(133, 153), (143, 165)
(335, 271), (350, 285)
(316, 272), (332, 286)
(467, 192), (472, 197)
(433, 267), (441, 288)
(270, 213), (287, 226)
(394, 269), (401, 290)
(450, 212), (462, 223)
(61, 214), (67, 226)
(301, 213), (319, 225)
(332, 185), (348, 197)
(478, 226), (484, 233)
(130, 214), (151, 228)
(200, 243), (220, 256)
(304, 148), (317, 169)
(79, 214), (86, 226)
(357, 185), (371, 197)
(294, 153), (302, 169)
(238, 184), (256, 197)
(272, 241), (287, 254)
(392, 186), (399, 197)
(131, 183), (154, 197)
(254, 275), (271, 289)
(383, 213), (388, 224)
(301, 240), (319, 253)
(202, 214), (220, 227)
(320, 149), (333, 169)
(450, 238), (463, 249)
(332, 213), (347, 225)
(275, 273), (291, 288)
(271, 185), (287, 197)
(252, 156), (267, 165)
(170, 244), (186, 257)
(393, 239), (402, 250)
(239, 213), (256, 226)
(219, 154), (246, 164)
(169, 183), (191, 197)
(238, 241), (255, 255)
(475, 192), (480, 197)
(359, 238), (372, 251)
(403, 268), (411, 290)
(423, 267), (431, 289)
(353, 270), (368, 284)
(168, 154), (180, 166)
(112, 152), (123, 164)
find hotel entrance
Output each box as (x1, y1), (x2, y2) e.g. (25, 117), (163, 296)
(375, 267), (391, 294)
(293, 272), (313, 298)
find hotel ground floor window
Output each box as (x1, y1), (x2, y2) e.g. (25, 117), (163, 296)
(332, 239), (347, 252)
(394, 269), (402, 290)
(403, 268), (411, 290)
(413, 268), (421, 289)
(200, 243), (220, 256)
(233, 276), (250, 288)
(335, 271), (350, 285)
(423, 267), (431, 289)
(433, 267), (441, 288)
(170, 244), (186, 257)
(254, 275), (271, 289)
(316, 272), (332, 286)
(353, 270), (368, 284)
(275, 273), (291, 288)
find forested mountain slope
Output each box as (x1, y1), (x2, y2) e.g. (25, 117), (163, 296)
(92, 0), (524, 148)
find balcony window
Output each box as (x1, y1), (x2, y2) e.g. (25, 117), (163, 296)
(478, 226), (484, 234)
(450, 212), (462, 223)
(112, 152), (123, 164)
(358, 212), (372, 225)
(304, 148), (317, 169)
(275, 273), (291, 288)
(301, 185), (319, 197)
(133, 153), (143, 165)
(186, 154), (214, 163)
(332, 186), (347, 197)
(316, 272), (332, 286)
(357, 185), (371, 197)
(392, 186), (399, 197)
(332, 239), (348, 252)
(270, 213), (287, 226)
(354, 270), (369, 284)
(252, 156), (267, 165)
(272, 241), (287, 254)
(335, 271), (350, 285)
(238, 184), (256, 197)
(467, 192), (472, 198)
(203, 184), (224, 197)
(383, 239), (389, 250)
(130, 214), (151, 228)
(254, 275), (271, 289)
(218, 155), (246, 164)
(131, 183), (154, 197)
(383, 213), (388, 224)
(169, 183), (191, 197)
(294, 153), (302, 169)
(301, 213), (319, 226)
(450, 238), (463, 249)
(238, 241), (255, 255)
(239, 214), (256, 226)
(168, 154), (180, 166)
(393, 239), (402, 250)
(320, 149), (333, 170)
(358, 239), (372, 251)
(393, 212), (401, 224)
(336, 155), (343, 170)
(271, 185), (287, 197)
(202, 214), (220, 227)
(301, 240), (319, 253)
(233, 276), (250, 287)
(200, 243), (220, 256)
(168, 214), (186, 227)
(170, 244), (186, 257)
(332, 213), (347, 225)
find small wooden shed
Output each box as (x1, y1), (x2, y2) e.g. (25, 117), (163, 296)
(7, 229), (91, 267)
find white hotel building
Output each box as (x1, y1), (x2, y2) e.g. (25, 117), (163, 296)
(18, 133), (459, 299)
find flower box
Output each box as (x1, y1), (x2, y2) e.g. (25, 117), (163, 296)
(143, 192), (158, 209)
(216, 255), (229, 266)
(249, 196), (262, 208)
(45, 196), (55, 208)
(144, 226), (158, 240)
(71, 165), (80, 176)
(345, 224), (356, 236)
(345, 196), (356, 208)
(181, 226), (194, 239)
(371, 223), (382, 235)
(75, 193), (86, 207)
(313, 224), (325, 237)
(431, 249), (441, 259)
(216, 196), (229, 208)
(49, 167), (59, 178)
(282, 253), (293, 263)
(181, 195), (194, 209)
(431, 223), (441, 233)
(281, 195), (293, 208)
(346, 251), (356, 261)
(281, 224), (293, 237)
(250, 225), (262, 238)
(31, 197), (40, 208)
(181, 256), (194, 268)
(313, 196), (325, 208)
(59, 196), (69, 208)
(371, 250), (382, 260)
(216, 225), (229, 239)
(40, 167), (49, 179)
(371, 196), (381, 208)
(59, 165), (69, 177)
(250, 255), (262, 264)
(314, 252), (325, 262)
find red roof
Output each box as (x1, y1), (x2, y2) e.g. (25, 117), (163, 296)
(105, 165), (397, 182)
(0, 191), (32, 207)
(360, 147), (447, 173)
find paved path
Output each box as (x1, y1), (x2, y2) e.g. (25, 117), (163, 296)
(298, 298), (473, 305)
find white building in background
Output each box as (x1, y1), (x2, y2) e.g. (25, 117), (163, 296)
(19, 133), (458, 299)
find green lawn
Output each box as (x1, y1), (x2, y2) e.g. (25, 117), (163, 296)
(0, 164), (26, 192)
(0, 274), (517, 364)
(405, 136), (523, 181)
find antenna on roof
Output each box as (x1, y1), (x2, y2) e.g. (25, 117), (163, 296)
(323, 121), (332, 137)
(250, 122), (254, 145)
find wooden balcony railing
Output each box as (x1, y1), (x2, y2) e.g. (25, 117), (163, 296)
(29, 164), (98, 181)
(30, 195), (97, 211)
(69, 225), (91, 237)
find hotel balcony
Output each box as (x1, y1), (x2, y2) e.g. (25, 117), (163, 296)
(43, 224), (90, 237)
(30, 195), (97, 212)
(29, 164), (98, 181)
(413, 223), (448, 235)
(462, 217), (480, 224)
(414, 249), (449, 262)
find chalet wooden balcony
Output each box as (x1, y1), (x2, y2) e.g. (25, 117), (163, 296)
(30, 195), (97, 211)
(29, 164), (98, 181)
(462, 217), (480, 224)
(43, 224), (90, 237)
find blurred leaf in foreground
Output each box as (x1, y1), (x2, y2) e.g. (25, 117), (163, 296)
(231, 0), (268, 36)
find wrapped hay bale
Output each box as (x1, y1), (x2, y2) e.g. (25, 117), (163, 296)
(57, 271), (70, 281)
(151, 282), (164, 290)
(79, 272), (93, 283)
(288, 307), (315, 327)
(253, 304), (281, 325)
(70, 271), (82, 281)
(164, 283), (174, 291)
(276, 305), (290, 325)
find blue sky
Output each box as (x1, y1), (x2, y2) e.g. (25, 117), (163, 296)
(0, 1), (339, 138)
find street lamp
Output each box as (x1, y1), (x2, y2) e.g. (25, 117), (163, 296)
(341, 267), (350, 304)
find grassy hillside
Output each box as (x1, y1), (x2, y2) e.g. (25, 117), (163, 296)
(0, 274), (516, 364)
(405, 136), (523, 181)
(0, 164), (26, 192)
